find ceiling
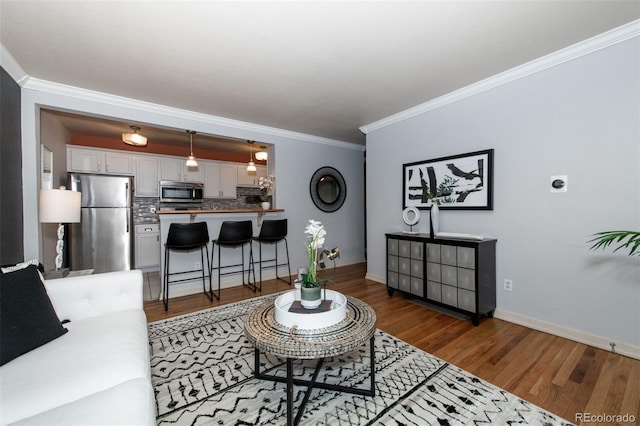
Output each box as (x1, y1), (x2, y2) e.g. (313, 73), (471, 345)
(1, 1), (638, 145)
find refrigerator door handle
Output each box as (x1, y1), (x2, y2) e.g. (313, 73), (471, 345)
(126, 181), (130, 234)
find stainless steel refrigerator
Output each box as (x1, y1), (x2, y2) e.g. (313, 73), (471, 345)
(68, 173), (133, 273)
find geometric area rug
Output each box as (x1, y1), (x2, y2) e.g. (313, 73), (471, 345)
(148, 293), (574, 426)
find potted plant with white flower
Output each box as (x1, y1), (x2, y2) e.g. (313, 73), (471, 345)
(258, 175), (275, 210)
(300, 219), (330, 309)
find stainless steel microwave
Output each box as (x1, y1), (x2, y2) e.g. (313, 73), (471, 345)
(159, 180), (204, 203)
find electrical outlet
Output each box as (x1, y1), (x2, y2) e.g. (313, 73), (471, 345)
(504, 279), (513, 291)
(195, 261), (201, 269)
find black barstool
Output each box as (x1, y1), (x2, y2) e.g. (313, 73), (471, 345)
(163, 222), (212, 311)
(211, 220), (257, 294)
(253, 219), (292, 289)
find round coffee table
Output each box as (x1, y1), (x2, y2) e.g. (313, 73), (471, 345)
(244, 295), (377, 426)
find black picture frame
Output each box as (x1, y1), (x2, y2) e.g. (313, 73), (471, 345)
(403, 149), (493, 210)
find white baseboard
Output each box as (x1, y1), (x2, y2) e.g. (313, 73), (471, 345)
(494, 309), (640, 360)
(365, 272), (385, 284)
(365, 271), (639, 360)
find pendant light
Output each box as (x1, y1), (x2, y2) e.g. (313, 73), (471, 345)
(247, 141), (257, 172)
(122, 126), (147, 146)
(186, 130), (198, 167)
(255, 145), (268, 161)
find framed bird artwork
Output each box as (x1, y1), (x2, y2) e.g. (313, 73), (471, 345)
(403, 149), (493, 210)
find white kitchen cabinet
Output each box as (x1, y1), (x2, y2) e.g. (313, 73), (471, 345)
(220, 163), (239, 197)
(67, 147), (133, 175)
(67, 147), (266, 200)
(160, 158), (182, 181)
(185, 164), (203, 182)
(105, 151), (134, 174)
(204, 161), (237, 198)
(236, 164), (267, 187)
(160, 157), (203, 182)
(135, 156), (159, 197)
(68, 147), (101, 173)
(135, 224), (160, 269)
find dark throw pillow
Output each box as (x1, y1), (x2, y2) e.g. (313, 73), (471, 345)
(0, 264), (67, 366)
(0, 259), (43, 274)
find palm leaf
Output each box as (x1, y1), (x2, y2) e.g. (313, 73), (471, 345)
(588, 231), (640, 256)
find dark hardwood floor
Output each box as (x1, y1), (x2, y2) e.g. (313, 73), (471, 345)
(144, 263), (639, 425)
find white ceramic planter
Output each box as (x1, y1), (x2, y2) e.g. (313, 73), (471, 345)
(274, 289), (347, 330)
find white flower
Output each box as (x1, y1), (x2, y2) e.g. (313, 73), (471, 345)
(305, 222), (325, 247)
(305, 220), (322, 235)
(259, 175), (275, 192)
(304, 219), (328, 285)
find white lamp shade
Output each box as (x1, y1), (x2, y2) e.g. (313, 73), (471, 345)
(247, 161), (257, 172)
(122, 132), (147, 146)
(186, 156), (198, 167)
(254, 151), (268, 161)
(39, 189), (81, 223)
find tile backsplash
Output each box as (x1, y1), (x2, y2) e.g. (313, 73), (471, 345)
(133, 197), (159, 224)
(133, 187), (264, 224)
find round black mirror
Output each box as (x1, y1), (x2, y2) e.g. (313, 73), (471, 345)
(310, 167), (346, 212)
(318, 176), (340, 204)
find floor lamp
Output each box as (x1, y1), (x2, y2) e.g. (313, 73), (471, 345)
(39, 187), (81, 277)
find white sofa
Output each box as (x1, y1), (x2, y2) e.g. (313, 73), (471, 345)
(0, 270), (156, 426)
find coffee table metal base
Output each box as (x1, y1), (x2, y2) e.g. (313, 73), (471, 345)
(253, 335), (376, 426)
(245, 296), (377, 426)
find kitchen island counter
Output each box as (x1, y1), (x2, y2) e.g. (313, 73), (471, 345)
(158, 208), (284, 215)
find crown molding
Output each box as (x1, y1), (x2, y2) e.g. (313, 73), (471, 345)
(360, 19), (640, 135)
(0, 43), (29, 85)
(21, 77), (363, 152)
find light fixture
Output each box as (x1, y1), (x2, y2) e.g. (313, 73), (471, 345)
(122, 126), (147, 146)
(255, 146), (268, 161)
(247, 141), (257, 172)
(186, 130), (198, 167)
(39, 186), (81, 273)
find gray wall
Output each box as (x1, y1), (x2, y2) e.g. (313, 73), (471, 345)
(366, 38), (639, 348)
(0, 67), (24, 265)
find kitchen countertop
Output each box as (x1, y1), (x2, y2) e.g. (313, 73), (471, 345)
(157, 208), (284, 214)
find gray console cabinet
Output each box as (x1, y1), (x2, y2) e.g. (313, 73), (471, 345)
(387, 238), (425, 298)
(386, 232), (496, 325)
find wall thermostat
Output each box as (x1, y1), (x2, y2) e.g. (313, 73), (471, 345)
(550, 175), (568, 193)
